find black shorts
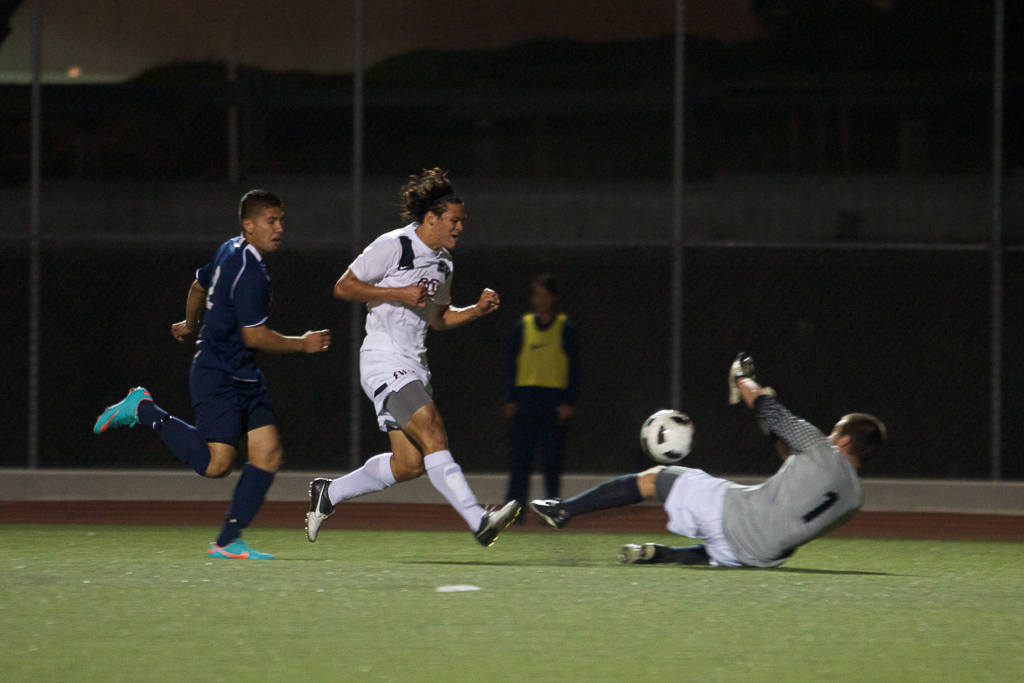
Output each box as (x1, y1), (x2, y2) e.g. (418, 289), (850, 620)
(189, 365), (276, 448)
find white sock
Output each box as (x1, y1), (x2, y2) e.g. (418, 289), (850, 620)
(424, 450), (485, 530)
(328, 452), (397, 505)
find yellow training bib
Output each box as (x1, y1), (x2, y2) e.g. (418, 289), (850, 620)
(515, 313), (569, 389)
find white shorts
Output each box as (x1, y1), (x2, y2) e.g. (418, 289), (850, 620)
(662, 467), (741, 567)
(360, 349), (434, 432)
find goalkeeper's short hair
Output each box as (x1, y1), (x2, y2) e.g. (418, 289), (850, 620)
(839, 413), (886, 464)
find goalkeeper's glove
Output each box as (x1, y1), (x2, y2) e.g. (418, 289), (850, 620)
(728, 352), (756, 405)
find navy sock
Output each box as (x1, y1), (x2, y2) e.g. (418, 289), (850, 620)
(137, 401), (212, 476)
(216, 464), (275, 548)
(136, 400), (167, 429)
(659, 544), (711, 565)
(560, 474), (643, 517)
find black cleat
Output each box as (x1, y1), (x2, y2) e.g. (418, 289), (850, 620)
(529, 499), (571, 530)
(620, 543), (710, 565)
(474, 500), (521, 547)
(306, 478), (335, 543)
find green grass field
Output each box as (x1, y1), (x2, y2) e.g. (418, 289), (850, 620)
(2, 525), (1022, 682)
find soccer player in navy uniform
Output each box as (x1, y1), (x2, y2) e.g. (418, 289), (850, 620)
(94, 190), (331, 559)
(530, 355), (885, 568)
(502, 273), (581, 514)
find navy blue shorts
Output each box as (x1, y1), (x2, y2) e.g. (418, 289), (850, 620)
(189, 365), (277, 448)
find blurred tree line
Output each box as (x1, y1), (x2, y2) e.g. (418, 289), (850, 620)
(0, 0), (1020, 184)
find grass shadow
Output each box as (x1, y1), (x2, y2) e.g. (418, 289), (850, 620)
(399, 559), (606, 568)
(400, 560), (905, 575)
(767, 566), (905, 577)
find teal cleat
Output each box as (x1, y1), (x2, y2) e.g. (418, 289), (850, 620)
(93, 387), (153, 434)
(207, 539), (274, 560)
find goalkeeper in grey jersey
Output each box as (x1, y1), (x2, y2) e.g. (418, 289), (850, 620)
(530, 354), (885, 568)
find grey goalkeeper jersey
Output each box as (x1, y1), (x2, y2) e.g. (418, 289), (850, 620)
(721, 395), (863, 568)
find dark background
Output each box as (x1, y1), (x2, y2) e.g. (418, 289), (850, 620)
(1, 1), (1022, 184)
(1, 0), (1022, 479)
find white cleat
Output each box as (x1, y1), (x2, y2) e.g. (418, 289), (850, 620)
(306, 478), (335, 543)
(474, 500), (521, 547)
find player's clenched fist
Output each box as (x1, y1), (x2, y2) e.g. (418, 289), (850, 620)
(302, 329), (332, 353)
(171, 320), (195, 342)
(476, 288), (500, 315)
(394, 284), (429, 308)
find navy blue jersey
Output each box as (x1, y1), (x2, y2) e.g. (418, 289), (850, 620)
(194, 236), (271, 380)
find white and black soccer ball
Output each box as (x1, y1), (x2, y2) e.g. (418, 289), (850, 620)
(640, 410), (694, 464)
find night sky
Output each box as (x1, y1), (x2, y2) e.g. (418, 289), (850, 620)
(0, 0), (760, 82)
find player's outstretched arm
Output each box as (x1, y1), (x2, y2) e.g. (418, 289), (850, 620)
(737, 378), (800, 459)
(729, 355), (831, 459)
(430, 288), (500, 330)
(333, 269), (427, 307)
(172, 279), (206, 342)
(736, 372), (827, 453)
(734, 376), (795, 460)
(241, 326), (331, 354)
(737, 376), (772, 409)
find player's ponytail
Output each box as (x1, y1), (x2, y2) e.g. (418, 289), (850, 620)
(399, 168), (462, 223)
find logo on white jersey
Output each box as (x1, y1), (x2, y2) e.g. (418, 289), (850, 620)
(418, 278), (443, 296)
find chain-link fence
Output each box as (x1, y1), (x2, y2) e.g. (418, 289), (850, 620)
(1, 238), (1022, 480)
(1, 1), (1021, 479)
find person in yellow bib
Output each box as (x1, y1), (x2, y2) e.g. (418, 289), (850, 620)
(502, 274), (581, 518)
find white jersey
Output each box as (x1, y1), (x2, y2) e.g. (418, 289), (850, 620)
(348, 224), (453, 367)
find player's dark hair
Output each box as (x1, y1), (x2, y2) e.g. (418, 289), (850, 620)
(530, 273), (560, 297)
(239, 190), (282, 227)
(399, 168), (462, 222)
(839, 413), (886, 464)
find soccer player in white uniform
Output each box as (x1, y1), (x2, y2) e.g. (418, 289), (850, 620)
(306, 168), (521, 546)
(530, 355), (885, 567)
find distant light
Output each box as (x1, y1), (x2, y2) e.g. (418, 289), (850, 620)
(67, 66), (83, 78)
